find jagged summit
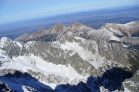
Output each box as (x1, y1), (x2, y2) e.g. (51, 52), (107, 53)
(69, 22), (83, 29)
(68, 21), (95, 31)
(72, 21), (84, 26)
(55, 23), (65, 27)
(18, 23), (66, 42)
(47, 23), (66, 34)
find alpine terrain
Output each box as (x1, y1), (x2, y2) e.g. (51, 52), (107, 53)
(0, 21), (139, 92)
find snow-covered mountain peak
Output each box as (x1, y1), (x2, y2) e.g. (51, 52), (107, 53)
(68, 22), (96, 31)
(123, 21), (139, 26)
(0, 37), (13, 48)
(72, 21), (84, 26)
(101, 21), (139, 38)
(47, 23), (66, 34)
(0, 37), (12, 43)
(55, 22), (65, 27)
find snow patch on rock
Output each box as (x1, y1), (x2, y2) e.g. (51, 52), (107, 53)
(60, 41), (105, 69)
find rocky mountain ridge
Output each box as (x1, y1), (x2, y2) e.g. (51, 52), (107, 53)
(0, 21), (139, 91)
(15, 21), (139, 42)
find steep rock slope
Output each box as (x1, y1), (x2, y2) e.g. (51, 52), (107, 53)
(0, 32), (139, 89)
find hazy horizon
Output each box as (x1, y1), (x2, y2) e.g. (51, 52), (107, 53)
(0, 0), (139, 24)
(0, 1), (139, 40)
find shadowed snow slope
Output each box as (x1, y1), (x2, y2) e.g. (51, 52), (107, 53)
(0, 68), (133, 92)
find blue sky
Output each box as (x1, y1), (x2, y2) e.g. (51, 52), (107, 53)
(0, 0), (138, 24)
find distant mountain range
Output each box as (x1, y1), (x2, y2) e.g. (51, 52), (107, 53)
(0, 5), (139, 40)
(15, 21), (139, 45)
(0, 21), (139, 91)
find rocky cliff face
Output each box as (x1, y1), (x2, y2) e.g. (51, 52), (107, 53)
(0, 21), (139, 91)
